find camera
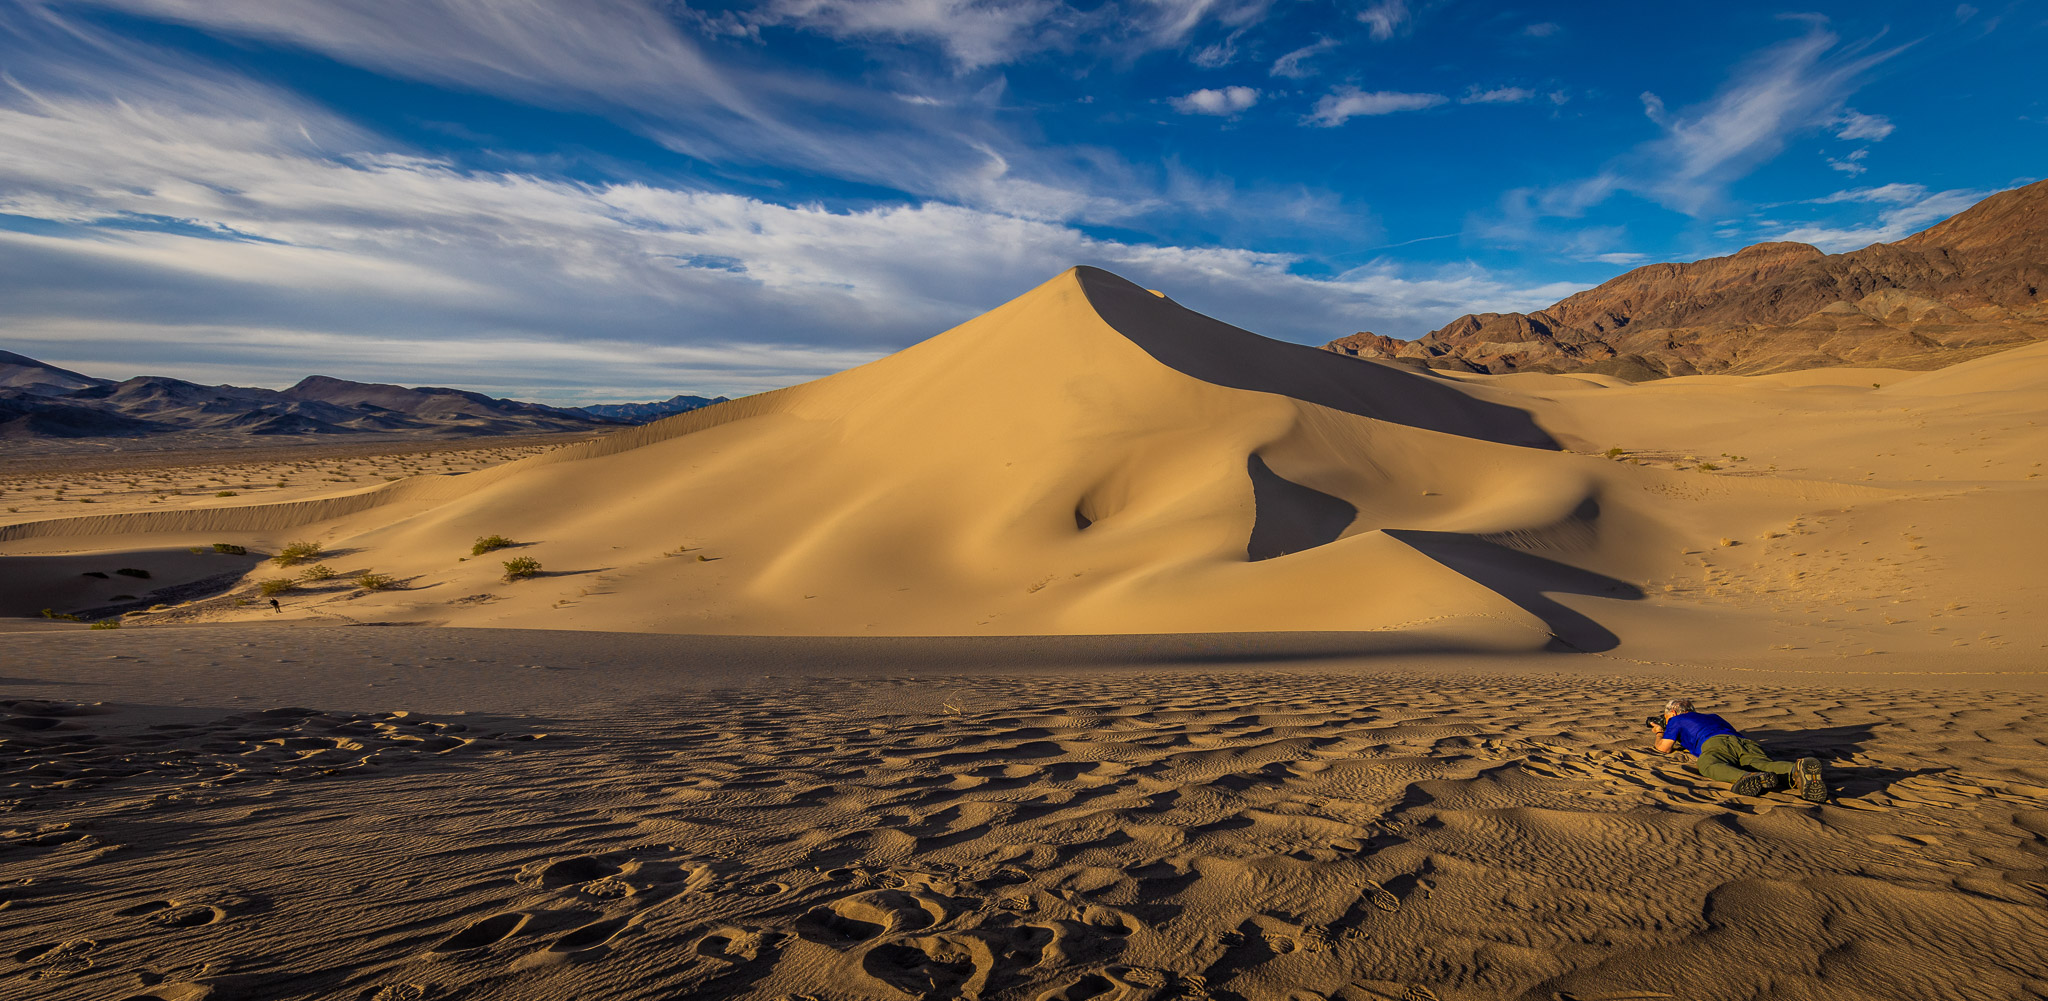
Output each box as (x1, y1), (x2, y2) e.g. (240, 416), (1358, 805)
(1644, 714), (1664, 730)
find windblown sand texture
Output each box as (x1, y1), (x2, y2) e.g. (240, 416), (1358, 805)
(7, 266), (2046, 661)
(3, 265), (2048, 999)
(2, 630), (2047, 1000)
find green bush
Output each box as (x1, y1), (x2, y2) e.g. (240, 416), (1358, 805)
(215, 490), (238, 497)
(257, 578), (297, 596)
(472, 534), (516, 556)
(1603, 446), (1626, 459)
(88, 620), (121, 630)
(212, 543), (247, 555)
(271, 540), (323, 567)
(501, 556), (542, 582)
(40, 608), (82, 622)
(354, 571), (397, 591)
(1697, 462), (1720, 472)
(300, 564), (338, 580)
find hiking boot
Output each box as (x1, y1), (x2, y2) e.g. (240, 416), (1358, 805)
(1731, 772), (1767, 797)
(1793, 757), (1828, 803)
(1763, 769), (1792, 792)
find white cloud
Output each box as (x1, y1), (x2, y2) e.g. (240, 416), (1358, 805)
(1775, 184), (1993, 251)
(755, 0), (1062, 71)
(1269, 37), (1337, 78)
(1484, 22), (1909, 241)
(1171, 86), (1259, 116)
(1306, 88), (1446, 126)
(1521, 22), (1560, 38)
(1356, 0), (1410, 41)
(1832, 108), (1895, 141)
(1826, 148), (1870, 175)
(1590, 253), (1649, 265)
(1639, 92), (1668, 125)
(0, 59), (1576, 400)
(1461, 86), (1535, 105)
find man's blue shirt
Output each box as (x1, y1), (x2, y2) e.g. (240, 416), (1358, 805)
(1661, 712), (1742, 756)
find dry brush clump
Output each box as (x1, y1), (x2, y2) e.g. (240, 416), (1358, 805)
(354, 571), (397, 591)
(271, 540), (323, 567)
(472, 534), (516, 556)
(257, 578), (297, 597)
(501, 556), (542, 582)
(300, 564), (338, 580)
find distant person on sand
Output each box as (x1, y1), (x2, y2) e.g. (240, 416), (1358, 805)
(1650, 698), (1827, 801)
(269, 598), (281, 613)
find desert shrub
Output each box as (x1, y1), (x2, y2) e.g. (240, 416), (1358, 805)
(233, 598), (251, 607)
(115, 567), (151, 579)
(212, 543), (247, 555)
(257, 578), (297, 596)
(41, 608), (82, 622)
(472, 534), (516, 556)
(271, 540), (323, 566)
(354, 571), (397, 591)
(501, 556), (542, 582)
(1697, 462), (1720, 472)
(89, 620), (121, 629)
(1603, 446), (1626, 459)
(300, 564), (338, 580)
(215, 490), (238, 497)
(189, 547), (206, 554)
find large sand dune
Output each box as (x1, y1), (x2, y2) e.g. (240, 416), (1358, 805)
(5, 267), (2044, 661)
(5, 267), (2048, 1000)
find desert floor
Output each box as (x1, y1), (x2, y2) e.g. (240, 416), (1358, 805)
(0, 435), (591, 531)
(4, 626), (2046, 1001)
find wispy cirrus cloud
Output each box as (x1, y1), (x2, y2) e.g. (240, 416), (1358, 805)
(1461, 86), (1534, 105)
(0, 32), (1578, 400)
(1305, 88), (1446, 126)
(1268, 37), (1337, 78)
(1477, 20), (1909, 250)
(1771, 182), (1997, 250)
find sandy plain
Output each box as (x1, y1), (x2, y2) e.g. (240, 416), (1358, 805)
(3, 267), (2047, 998)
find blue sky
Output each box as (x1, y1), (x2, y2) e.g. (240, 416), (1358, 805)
(0, 0), (2041, 403)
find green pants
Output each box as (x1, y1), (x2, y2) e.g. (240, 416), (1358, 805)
(1692, 734), (1795, 784)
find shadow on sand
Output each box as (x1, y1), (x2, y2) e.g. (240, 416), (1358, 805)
(1384, 529), (1643, 653)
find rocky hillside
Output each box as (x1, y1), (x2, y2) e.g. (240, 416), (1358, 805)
(1328, 180), (2048, 378)
(0, 353), (634, 439)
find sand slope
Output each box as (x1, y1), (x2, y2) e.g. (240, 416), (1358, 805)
(4, 267), (2045, 661)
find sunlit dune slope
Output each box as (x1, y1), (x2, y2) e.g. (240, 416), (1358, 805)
(18, 265), (2028, 647)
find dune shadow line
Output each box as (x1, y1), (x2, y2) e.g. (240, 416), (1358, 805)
(1384, 529), (1642, 652)
(1075, 266), (1559, 450)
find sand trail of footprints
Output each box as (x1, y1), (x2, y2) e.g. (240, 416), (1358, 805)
(4, 675), (2047, 1000)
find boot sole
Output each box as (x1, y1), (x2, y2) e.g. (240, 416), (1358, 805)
(1731, 773), (1766, 797)
(1794, 757), (1827, 803)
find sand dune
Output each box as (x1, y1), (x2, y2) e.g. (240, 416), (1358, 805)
(6, 267), (2043, 664)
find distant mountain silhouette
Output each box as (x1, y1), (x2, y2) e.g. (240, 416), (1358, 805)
(573, 394), (729, 421)
(0, 354), (641, 440)
(1327, 180), (2048, 378)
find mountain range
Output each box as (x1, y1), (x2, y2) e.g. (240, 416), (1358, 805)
(1327, 179), (2048, 378)
(0, 352), (719, 439)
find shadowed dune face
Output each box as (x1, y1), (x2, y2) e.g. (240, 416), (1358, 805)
(7, 264), (2046, 654)
(1075, 266), (1561, 450)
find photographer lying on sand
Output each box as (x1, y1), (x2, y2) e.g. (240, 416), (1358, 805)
(1649, 698), (1828, 802)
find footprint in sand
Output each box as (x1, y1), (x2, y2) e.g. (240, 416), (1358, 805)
(365, 987), (432, 1001)
(860, 934), (993, 999)
(1035, 972), (1124, 1001)
(550, 915), (631, 954)
(429, 912), (528, 953)
(795, 890), (948, 947)
(1364, 880), (1401, 912)
(14, 938), (97, 978)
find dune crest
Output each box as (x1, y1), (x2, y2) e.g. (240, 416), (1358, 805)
(8, 265), (2043, 659)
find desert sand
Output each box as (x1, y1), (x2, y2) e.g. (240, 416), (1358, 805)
(3, 267), (2047, 998)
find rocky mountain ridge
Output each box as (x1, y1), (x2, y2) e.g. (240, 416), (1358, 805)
(1327, 180), (2048, 378)
(0, 352), (705, 439)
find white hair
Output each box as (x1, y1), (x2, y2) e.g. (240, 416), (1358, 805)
(1666, 698), (1694, 713)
